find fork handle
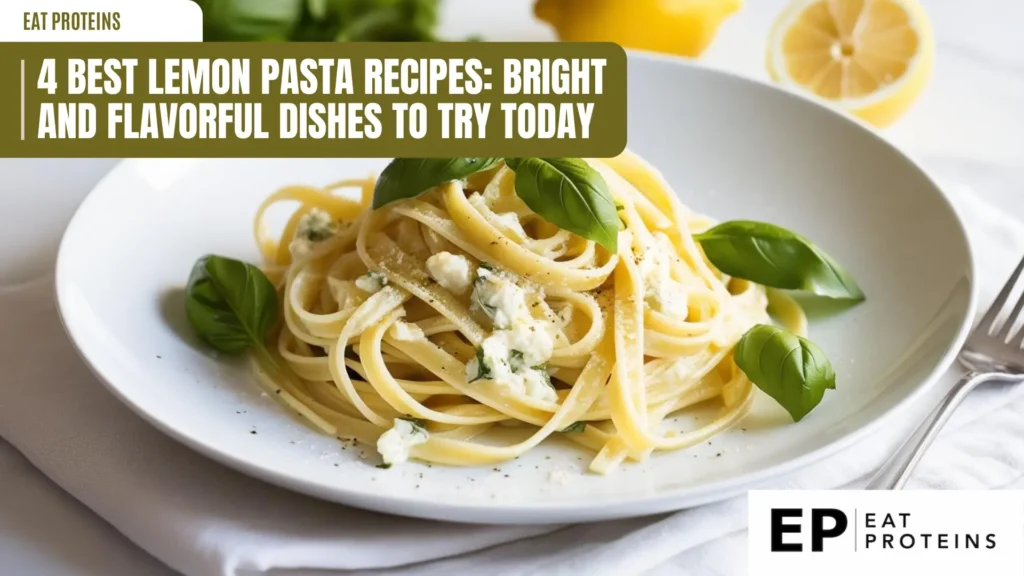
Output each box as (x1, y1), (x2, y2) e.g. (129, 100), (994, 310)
(865, 371), (990, 490)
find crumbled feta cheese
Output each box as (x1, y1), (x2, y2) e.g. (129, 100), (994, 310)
(355, 271), (387, 294)
(468, 191), (528, 242)
(297, 208), (337, 241)
(503, 321), (554, 368)
(556, 304), (574, 327)
(289, 209), (338, 258)
(650, 280), (689, 318)
(469, 335), (511, 382)
(471, 323), (554, 377)
(388, 321), (425, 341)
(521, 367), (556, 401)
(426, 252), (473, 294)
(636, 234), (689, 319)
(376, 418), (428, 466)
(465, 357), (482, 381)
(466, 266), (556, 403)
(471, 267), (530, 329)
(468, 350), (557, 403)
(493, 212), (527, 241)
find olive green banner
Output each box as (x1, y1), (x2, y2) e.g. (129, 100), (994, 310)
(0, 42), (626, 158)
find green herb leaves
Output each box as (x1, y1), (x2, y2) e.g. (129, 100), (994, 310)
(371, 157), (620, 251)
(399, 416), (428, 430)
(693, 221), (861, 420)
(734, 324), (836, 422)
(197, 0), (441, 42)
(561, 421), (587, 433)
(504, 158), (619, 252)
(468, 346), (491, 383)
(694, 221), (864, 301)
(185, 255), (278, 357)
(372, 158), (500, 209)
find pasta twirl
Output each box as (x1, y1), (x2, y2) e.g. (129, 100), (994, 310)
(250, 151), (785, 473)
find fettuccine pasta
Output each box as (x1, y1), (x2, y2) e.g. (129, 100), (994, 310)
(250, 150), (791, 473)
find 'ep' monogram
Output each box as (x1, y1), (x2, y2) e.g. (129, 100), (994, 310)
(770, 508), (849, 552)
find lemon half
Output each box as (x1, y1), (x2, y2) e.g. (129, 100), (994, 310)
(767, 0), (934, 127)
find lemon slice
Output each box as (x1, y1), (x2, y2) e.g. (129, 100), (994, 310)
(767, 0), (934, 127)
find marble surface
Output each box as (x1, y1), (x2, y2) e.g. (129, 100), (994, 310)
(1, 0), (1023, 574)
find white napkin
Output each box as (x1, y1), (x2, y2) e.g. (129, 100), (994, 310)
(2, 183), (1024, 576)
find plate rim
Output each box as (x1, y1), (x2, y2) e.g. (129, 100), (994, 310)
(53, 54), (979, 524)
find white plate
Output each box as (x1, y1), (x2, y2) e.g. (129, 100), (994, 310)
(55, 54), (975, 524)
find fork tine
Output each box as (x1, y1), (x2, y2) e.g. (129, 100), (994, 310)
(1003, 276), (1024, 334)
(980, 255), (1024, 334)
(1001, 289), (1024, 341)
(1012, 321), (1024, 350)
(1010, 294), (1024, 348)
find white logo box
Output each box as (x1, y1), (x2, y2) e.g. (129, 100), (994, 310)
(749, 490), (1024, 576)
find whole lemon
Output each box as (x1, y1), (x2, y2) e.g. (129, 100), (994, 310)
(535, 0), (743, 58)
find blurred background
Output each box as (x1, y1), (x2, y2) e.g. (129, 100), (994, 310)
(191, 0), (1022, 172)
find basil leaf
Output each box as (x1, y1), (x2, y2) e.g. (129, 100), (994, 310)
(504, 158), (619, 252)
(734, 324), (836, 422)
(195, 0), (303, 41)
(333, 0), (441, 41)
(307, 0), (327, 20)
(561, 421), (586, 433)
(694, 221), (864, 301)
(198, 0), (441, 42)
(185, 255), (278, 355)
(372, 158), (501, 208)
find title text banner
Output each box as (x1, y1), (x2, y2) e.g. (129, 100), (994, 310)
(0, 42), (627, 158)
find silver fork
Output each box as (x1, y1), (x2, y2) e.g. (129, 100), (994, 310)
(866, 256), (1024, 490)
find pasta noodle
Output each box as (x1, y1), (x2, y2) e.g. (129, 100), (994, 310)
(250, 150), (797, 473)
